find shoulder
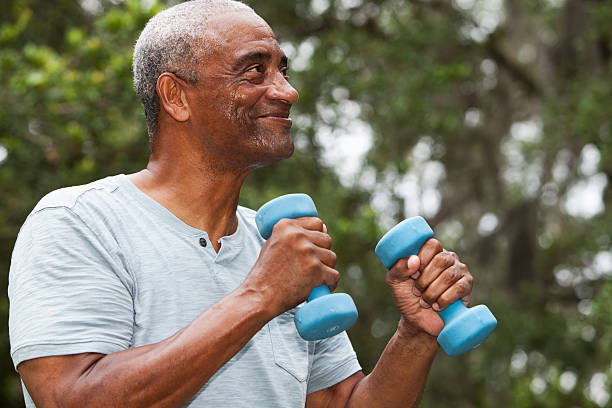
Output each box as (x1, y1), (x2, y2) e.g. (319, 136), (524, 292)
(31, 175), (123, 216)
(19, 175), (127, 245)
(31, 175), (123, 213)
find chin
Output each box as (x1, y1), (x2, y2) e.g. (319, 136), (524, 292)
(250, 140), (294, 169)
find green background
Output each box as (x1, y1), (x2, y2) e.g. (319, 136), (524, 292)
(1, 0), (611, 406)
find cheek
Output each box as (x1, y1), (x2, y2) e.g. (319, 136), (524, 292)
(226, 92), (252, 123)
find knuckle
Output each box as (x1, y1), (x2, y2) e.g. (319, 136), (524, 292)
(433, 252), (453, 269)
(323, 234), (333, 249)
(428, 238), (443, 253)
(457, 278), (471, 294)
(306, 258), (319, 273)
(312, 218), (324, 231)
(443, 267), (459, 284)
(330, 251), (338, 266)
(275, 218), (292, 230)
(297, 240), (309, 252)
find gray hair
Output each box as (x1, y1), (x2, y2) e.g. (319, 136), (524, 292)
(133, 0), (254, 141)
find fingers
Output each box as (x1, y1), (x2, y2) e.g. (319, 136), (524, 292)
(410, 239), (474, 311)
(417, 238), (444, 271)
(320, 264), (341, 292)
(415, 248), (455, 292)
(303, 230), (333, 250)
(420, 262), (471, 310)
(272, 217), (332, 249)
(432, 275), (473, 310)
(272, 216), (338, 276)
(312, 246), (338, 269)
(292, 216), (325, 232)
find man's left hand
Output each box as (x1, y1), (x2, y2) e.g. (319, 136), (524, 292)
(386, 238), (474, 337)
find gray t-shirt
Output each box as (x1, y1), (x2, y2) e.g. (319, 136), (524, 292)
(9, 174), (361, 407)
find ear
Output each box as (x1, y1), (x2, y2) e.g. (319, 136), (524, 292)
(156, 73), (191, 123)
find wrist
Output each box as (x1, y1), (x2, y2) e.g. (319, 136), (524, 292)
(396, 318), (439, 350)
(234, 281), (280, 323)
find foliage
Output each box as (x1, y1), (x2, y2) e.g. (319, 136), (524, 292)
(0, 0), (610, 406)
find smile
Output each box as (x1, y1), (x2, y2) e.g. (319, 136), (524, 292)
(257, 116), (292, 126)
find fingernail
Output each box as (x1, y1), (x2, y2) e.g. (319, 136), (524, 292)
(411, 271), (421, 279)
(419, 299), (431, 308)
(413, 287), (421, 297)
(432, 303), (440, 311)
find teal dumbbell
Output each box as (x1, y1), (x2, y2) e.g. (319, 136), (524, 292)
(256, 193), (358, 341)
(375, 216), (497, 356)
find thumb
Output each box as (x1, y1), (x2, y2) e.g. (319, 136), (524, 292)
(407, 255), (421, 279)
(388, 255), (421, 282)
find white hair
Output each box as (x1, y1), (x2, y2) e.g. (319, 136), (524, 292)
(133, 0), (254, 141)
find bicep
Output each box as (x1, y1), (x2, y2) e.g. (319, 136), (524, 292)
(19, 353), (105, 407)
(306, 371), (364, 408)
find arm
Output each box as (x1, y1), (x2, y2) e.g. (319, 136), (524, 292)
(307, 239), (473, 408)
(19, 217), (340, 408)
(20, 286), (273, 408)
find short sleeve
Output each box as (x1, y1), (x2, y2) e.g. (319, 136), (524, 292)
(307, 331), (362, 394)
(8, 207), (135, 370)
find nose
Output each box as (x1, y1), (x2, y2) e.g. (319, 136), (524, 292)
(266, 71), (299, 105)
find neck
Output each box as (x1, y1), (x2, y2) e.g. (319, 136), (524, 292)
(128, 135), (252, 252)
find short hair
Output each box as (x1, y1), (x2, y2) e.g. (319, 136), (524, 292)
(133, 0), (254, 141)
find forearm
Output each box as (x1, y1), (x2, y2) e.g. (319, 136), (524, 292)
(346, 319), (438, 408)
(62, 285), (274, 408)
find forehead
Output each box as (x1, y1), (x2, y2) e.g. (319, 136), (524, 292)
(205, 11), (282, 62)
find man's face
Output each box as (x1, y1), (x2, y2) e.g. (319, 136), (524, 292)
(184, 10), (299, 169)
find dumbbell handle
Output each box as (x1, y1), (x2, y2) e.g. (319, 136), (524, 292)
(255, 194), (329, 303)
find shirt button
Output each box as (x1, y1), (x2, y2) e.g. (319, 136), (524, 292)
(199, 237), (207, 247)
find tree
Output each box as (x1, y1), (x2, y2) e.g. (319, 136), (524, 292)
(0, 0), (610, 406)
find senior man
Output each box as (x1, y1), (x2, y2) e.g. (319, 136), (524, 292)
(9, 1), (475, 407)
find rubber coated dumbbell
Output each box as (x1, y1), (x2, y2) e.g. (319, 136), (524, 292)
(375, 216), (497, 356)
(256, 193), (358, 341)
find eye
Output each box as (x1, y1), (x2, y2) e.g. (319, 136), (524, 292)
(281, 66), (290, 79)
(246, 64), (264, 74)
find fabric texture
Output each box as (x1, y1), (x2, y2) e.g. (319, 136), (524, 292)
(9, 174), (361, 407)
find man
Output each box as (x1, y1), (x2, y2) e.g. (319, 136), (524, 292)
(8, 1), (475, 406)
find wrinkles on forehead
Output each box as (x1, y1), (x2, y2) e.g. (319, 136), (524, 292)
(203, 10), (278, 58)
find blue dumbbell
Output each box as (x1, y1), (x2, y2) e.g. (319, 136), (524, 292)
(375, 216), (497, 356)
(256, 193), (358, 341)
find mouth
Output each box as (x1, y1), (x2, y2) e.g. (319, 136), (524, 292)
(257, 112), (292, 126)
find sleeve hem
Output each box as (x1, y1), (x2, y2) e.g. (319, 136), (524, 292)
(11, 341), (127, 370)
(306, 356), (362, 394)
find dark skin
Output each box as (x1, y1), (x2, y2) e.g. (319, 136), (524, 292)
(18, 9), (474, 408)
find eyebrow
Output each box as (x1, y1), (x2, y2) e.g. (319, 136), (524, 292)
(232, 51), (288, 71)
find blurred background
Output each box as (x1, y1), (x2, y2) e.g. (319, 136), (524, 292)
(1, 0), (611, 406)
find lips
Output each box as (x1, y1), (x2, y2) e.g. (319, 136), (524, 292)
(257, 111), (290, 119)
(256, 111), (292, 126)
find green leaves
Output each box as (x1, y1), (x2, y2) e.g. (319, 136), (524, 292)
(0, 0), (610, 406)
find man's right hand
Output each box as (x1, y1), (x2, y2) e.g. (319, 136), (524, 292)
(244, 216), (340, 316)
